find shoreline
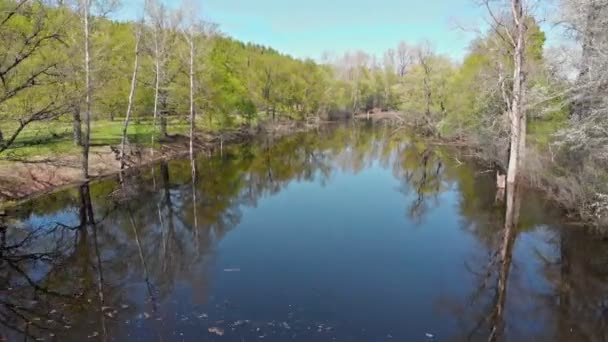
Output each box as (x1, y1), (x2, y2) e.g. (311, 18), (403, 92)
(0, 120), (319, 207)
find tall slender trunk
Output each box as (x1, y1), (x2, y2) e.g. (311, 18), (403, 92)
(120, 27), (142, 170)
(82, 0), (91, 178)
(188, 32), (195, 160)
(151, 27), (161, 153)
(506, 0), (526, 185)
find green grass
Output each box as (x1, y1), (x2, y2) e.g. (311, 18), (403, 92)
(0, 117), (190, 159)
(0, 111), (289, 160)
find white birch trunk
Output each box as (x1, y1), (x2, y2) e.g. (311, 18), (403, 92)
(120, 27), (142, 170)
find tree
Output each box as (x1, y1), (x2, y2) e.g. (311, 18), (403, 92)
(119, 19), (142, 169)
(0, 0), (66, 154)
(79, 0), (92, 177)
(147, 0), (179, 140)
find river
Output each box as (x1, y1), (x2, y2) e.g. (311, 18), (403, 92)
(1, 123), (606, 341)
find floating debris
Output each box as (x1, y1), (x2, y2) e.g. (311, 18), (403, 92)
(208, 327), (225, 336)
(223, 268), (241, 272)
(232, 320), (250, 327)
(88, 331), (99, 338)
(197, 313), (209, 319)
(425, 332), (435, 339)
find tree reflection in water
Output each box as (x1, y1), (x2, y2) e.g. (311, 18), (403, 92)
(1, 124), (608, 341)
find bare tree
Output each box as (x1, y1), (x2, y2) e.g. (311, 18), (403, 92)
(179, 1), (206, 161)
(75, 0), (118, 177)
(415, 43), (434, 118)
(506, 0), (527, 185)
(119, 20), (143, 170)
(80, 0), (92, 178)
(480, 0), (530, 186)
(183, 19), (197, 160)
(147, 0), (178, 144)
(396, 41), (414, 78)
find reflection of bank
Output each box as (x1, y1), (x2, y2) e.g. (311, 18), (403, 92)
(488, 184), (520, 341)
(554, 222), (608, 341)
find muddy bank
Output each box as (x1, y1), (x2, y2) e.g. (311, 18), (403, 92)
(0, 121), (318, 205)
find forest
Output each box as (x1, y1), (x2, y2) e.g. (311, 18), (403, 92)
(0, 0), (607, 225)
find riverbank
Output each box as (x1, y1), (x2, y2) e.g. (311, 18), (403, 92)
(355, 112), (607, 229)
(0, 120), (318, 206)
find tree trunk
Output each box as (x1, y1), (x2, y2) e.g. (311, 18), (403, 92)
(160, 112), (167, 136)
(506, 0), (526, 185)
(73, 105), (82, 146)
(152, 30), (161, 152)
(120, 26), (141, 170)
(82, 0), (91, 179)
(188, 32), (195, 160)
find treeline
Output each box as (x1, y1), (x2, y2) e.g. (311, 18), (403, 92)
(0, 0), (393, 173)
(349, 0), (607, 225)
(2, 0), (608, 223)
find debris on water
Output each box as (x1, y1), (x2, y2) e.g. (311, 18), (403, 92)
(101, 306), (112, 311)
(208, 327), (224, 336)
(232, 320), (250, 327)
(49, 309), (57, 314)
(281, 322), (291, 330)
(88, 331), (99, 338)
(180, 316), (189, 321)
(223, 268), (241, 272)
(120, 304), (129, 309)
(64, 325), (72, 329)
(143, 312), (150, 319)
(197, 313), (208, 319)
(387, 334), (393, 339)
(425, 332), (435, 339)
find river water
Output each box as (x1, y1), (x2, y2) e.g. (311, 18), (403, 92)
(1, 123), (607, 341)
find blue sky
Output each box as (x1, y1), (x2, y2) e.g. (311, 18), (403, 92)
(119, 0), (561, 62)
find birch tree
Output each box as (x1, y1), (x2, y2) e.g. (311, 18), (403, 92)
(147, 0), (178, 143)
(181, 15), (198, 160)
(76, 0), (118, 177)
(80, 0), (92, 177)
(119, 19), (142, 169)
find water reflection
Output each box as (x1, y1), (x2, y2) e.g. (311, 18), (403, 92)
(1, 123), (608, 341)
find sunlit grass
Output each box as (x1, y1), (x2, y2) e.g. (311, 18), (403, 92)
(0, 117), (191, 159)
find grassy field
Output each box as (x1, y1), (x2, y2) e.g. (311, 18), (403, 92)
(0, 118), (191, 159)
